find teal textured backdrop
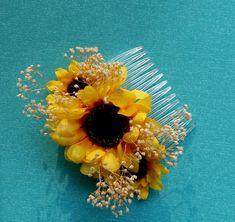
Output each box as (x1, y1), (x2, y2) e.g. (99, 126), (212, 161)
(0, 0), (234, 221)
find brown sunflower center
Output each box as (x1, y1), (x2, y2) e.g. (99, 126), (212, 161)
(67, 78), (88, 96)
(127, 157), (148, 180)
(83, 104), (129, 148)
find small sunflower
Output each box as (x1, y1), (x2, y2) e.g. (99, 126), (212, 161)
(46, 58), (127, 119)
(46, 59), (127, 97)
(129, 157), (169, 200)
(109, 146), (168, 200)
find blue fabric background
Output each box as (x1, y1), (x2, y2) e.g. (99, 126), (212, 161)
(1, 0), (234, 221)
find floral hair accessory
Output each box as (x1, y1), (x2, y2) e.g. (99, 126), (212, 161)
(16, 47), (194, 217)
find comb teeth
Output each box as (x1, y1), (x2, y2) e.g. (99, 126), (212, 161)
(111, 46), (194, 141)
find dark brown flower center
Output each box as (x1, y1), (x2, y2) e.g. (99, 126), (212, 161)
(67, 78), (88, 96)
(83, 104), (129, 148)
(126, 157), (148, 180)
(135, 157), (148, 180)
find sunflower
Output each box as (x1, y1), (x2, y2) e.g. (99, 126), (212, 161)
(46, 59), (127, 121)
(111, 146), (168, 200)
(129, 157), (169, 200)
(51, 86), (155, 172)
(79, 148), (168, 201)
(46, 59), (127, 97)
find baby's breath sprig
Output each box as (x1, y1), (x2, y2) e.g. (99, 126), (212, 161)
(87, 171), (139, 218)
(16, 64), (48, 121)
(156, 106), (192, 166)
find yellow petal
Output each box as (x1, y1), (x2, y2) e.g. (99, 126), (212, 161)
(80, 163), (98, 176)
(77, 86), (99, 107)
(146, 117), (161, 129)
(152, 137), (159, 146)
(132, 112), (147, 124)
(64, 142), (88, 163)
(55, 119), (81, 137)
(160, 164), (168, 174)
(123, 154), (139, 173)
(50, 128), (86, 146)
(96, 82), (111, 98)
(132, 90), (151, 113)
(108, 66), (127, 93)
(146, 171), (155, 183)
(132, 89), (150, 100)
(47, 95), (86, 119)
(102, 152), (120, 172)
(149, 141), (166, 160)
(140, 187), (149, 200)
(118, 105), (137, 117)
(68, 60), (79, 74)
(66, 108), (87, 119)
(55, 68), (73, 83)
(85, 148), (106, 162)
(48, 105), (67, 119)
(117, 143), (123, 157)
(46, 80), (64, 92)
(140, 178), (148, 187)
(46, 94), (55, 103)
(109, 88), (136, 109)
(150, 177), (163, 190)
(123, 127), (139, 143)
(153, 164), (169, 175)
(136, 97), (151, 113)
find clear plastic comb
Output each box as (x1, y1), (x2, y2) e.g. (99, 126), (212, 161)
(111, 46), (194, 166)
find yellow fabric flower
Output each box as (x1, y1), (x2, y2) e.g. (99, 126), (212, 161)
(47, 60), (80, 93)
(46, 60), (127, 96)
(132, 160), (169, 200)
(56, 84), (153, 172)
(46, 59), (128, 123)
